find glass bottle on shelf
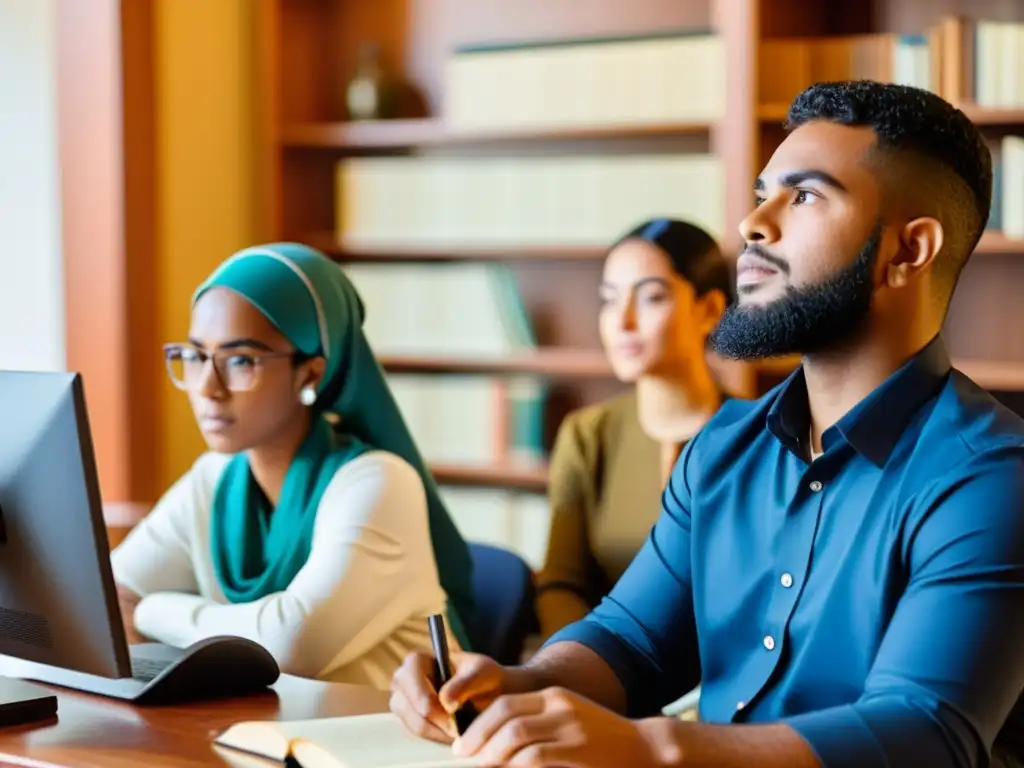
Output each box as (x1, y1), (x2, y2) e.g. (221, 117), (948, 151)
(345, 43), (398, 121)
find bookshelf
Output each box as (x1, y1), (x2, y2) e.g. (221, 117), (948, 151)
(255, 0), (752, 497)
(756, 0), (1024, 394)
(254, 0), (1024, 495)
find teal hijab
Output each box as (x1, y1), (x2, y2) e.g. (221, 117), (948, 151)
(193, 242), (476, 650)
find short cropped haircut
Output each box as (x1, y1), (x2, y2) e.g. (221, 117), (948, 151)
(786, 80), (992, 299)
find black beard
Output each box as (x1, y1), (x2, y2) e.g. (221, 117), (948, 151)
(709, 226), (880, 360)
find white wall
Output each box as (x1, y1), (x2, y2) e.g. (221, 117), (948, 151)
(0, 0), (65, 371)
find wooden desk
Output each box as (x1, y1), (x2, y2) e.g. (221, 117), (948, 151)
(0, 675), (390, 768)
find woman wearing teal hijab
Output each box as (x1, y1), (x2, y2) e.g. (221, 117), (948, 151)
(110, 242), (475, 689)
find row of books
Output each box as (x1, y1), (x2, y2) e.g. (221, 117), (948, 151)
(759, 33), (934, 107)
(760, 16), (1024, 111)
(335, 154), (723, 248)
(443, 31), (724, 132)
(440, 19), (1024, 132)
(341, 259), (553, 567)
(333, 228), (581, 565)
(440, 486), (549, 571)
(992, 135), (1024, 238)
(947, 18), (1024, 109)
(340, 261), (547, 468)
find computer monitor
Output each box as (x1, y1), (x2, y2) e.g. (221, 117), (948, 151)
(0, 370), (130, 723)
(0, 369), (280, 718)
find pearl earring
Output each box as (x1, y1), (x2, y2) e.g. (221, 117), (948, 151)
(299, 386), (317, 406)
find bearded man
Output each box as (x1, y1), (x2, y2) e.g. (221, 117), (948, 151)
(389, 80), (1024, 768)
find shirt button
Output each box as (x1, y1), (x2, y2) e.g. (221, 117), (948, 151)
(763, 635), (776, 651)
(780, 573), (794, 588)
(809, 480), (823, 492)
(736, 701), (745, 710)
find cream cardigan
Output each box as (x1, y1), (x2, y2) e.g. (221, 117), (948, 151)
(110, 449), (455, 690)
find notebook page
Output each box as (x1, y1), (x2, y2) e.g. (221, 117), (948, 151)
(281, 713), (473, 768)
(215, 720), (291, 761)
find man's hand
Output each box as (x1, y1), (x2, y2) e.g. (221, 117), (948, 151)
(389, 650), (511, 743)
(115, 583), (146, 645)
(451, 687), (677, 767)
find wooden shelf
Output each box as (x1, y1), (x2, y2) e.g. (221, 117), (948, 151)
(378, 349), (614, 377)
(432, 462), (548, 491)
(976, 231), (1024, 254)
(759, 102), (1024, 128)
(739, 354), (1024, 392)
(958, 104), (1024, 126)
(379, 350), (813, 380)
(281, 118), (443, 149)
(754, 355), (801, 375)
(306, 232), (607, 262)
(280, 117), (713, 150)
(757, 103), (791, 123)
(955, 359), (1024, 392)
(377, 350), (856, 379)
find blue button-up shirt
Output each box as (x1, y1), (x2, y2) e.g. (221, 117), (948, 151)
(546, 337), (1024, 767)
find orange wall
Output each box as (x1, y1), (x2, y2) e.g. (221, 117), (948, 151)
(152, 0), (262, 492)
(56, 0), (133, 503)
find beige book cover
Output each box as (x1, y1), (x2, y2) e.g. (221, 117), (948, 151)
(213, 712), (474, 768)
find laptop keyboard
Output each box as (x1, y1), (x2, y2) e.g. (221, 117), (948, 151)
(130, 656), (170, 682)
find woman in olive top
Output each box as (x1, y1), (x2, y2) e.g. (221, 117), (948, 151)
(535, 218), (732, 640)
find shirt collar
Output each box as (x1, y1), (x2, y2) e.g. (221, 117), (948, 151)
(766, 335), (952, 467)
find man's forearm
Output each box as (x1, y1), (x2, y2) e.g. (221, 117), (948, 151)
(508, 640), (628, 714)
(500, 645), (819, 767)
(639, 718), (820, 768)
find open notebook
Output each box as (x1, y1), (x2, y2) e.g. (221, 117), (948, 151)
(213, 712), (475, 768)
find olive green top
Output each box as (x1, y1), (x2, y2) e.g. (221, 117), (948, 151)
(535, 391), (667, 640)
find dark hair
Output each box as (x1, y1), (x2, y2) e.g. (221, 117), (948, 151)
(613, 218), (733, 303)
(786, 80), (992, 296)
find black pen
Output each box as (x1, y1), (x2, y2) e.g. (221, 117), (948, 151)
(427, 613), (478, 735)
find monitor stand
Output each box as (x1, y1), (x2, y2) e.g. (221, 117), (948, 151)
(0, 676), (57, 726)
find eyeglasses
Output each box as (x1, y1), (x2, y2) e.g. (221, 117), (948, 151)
(163, 343), (301, 393)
